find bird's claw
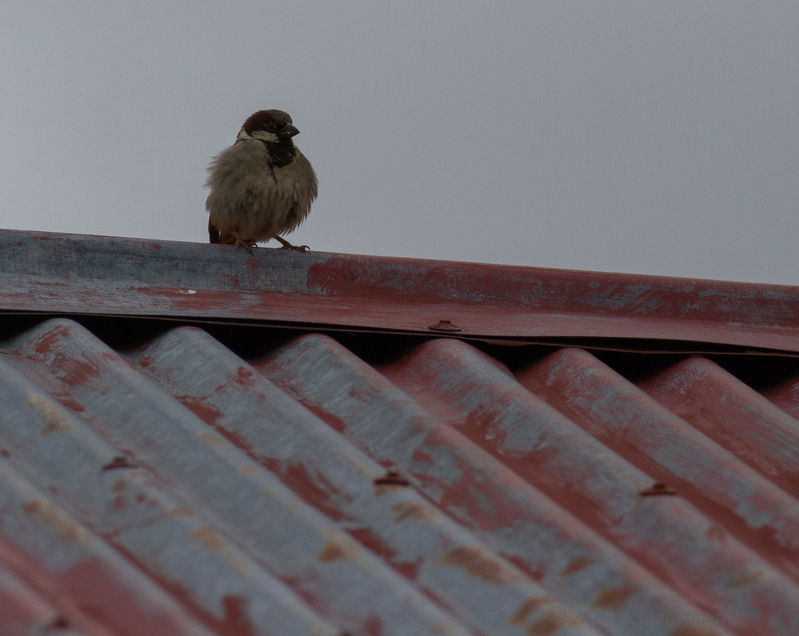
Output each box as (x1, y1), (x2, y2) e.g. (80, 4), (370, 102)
(275, 236), (310, 253)
(234, 238), (257, 255)
(281, 243), (310, 253)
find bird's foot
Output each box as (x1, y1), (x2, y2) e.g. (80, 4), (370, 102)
(215, 230), (257, 254)
(283, 244), (310, 253)
(234, 237), (257, 255)
(275, 236), (310, 253)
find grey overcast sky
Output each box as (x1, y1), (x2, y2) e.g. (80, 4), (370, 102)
(2, 2), (797, 284)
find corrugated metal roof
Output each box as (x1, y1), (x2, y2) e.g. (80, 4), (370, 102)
(1, 229), (799, 635)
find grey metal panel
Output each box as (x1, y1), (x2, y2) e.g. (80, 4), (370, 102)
(124, 325), (598, 636)
(0, 455), (214, 636)
(255, 334), (733, 636)
(1, 319), (471, 636)
(0, 348), (335, 636)
(377, 339), (799, 632)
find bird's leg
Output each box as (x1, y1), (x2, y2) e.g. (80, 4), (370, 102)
(208, 220), (221, 244)
(234, 236), (257, 255)
(275, 235), (310, 253)
(218, 230), (256, 255)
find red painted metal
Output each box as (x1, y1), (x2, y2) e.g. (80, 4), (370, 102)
(764, 374), (799, 420)
(378, 339), (799, 633)
(256, 334), (733, 635)
(126, 325), (592, 635)
(1, 229), (799, 351)
(639, 358), (799, 498)
(516, 349), (799, 613)
(0, 456), (215, 636)
(0, 568), (56, 634)
(2, 319), (461, 636)
(2, 229), (799, 634)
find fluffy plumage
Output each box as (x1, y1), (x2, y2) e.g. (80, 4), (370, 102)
(205, 109), (317, 252)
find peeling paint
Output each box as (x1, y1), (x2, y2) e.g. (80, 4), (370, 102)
(21, 501), (92, 546)
(592, 585), (636, 610)
(3, 229), (799, 634)
(439, 546), (515, 584)
(26, 394), (73, 435)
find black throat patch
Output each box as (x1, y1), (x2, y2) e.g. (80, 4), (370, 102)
(262, 138), (297, 167)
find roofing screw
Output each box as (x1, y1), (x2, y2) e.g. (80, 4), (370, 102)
(427, 319), (462, 333)
(373, 470), (410, 487)
(101, 455), (138, 471)
(639, 482), (676, 497)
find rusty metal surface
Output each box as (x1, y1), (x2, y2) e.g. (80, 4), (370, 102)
(1, 230), (799, 634)
(1, 229), (799, 350)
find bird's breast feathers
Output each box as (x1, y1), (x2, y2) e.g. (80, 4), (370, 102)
(205, 139), (317, 241)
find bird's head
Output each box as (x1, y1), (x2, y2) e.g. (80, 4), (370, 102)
(237, 109), (300, 166)
(239, 109), (299, 142)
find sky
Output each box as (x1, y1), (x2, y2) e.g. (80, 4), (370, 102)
(2, 2), (798, 285)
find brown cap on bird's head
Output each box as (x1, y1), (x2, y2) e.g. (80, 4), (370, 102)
(242, 110), (299, 138)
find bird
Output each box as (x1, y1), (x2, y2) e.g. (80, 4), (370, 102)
(205, 109), (317, 252)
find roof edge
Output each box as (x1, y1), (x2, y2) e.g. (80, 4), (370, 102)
(1, 229), (798, 351)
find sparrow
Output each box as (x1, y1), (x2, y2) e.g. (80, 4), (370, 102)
(205, 109), (317, 252)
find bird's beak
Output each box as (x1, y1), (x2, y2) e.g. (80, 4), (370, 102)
(281, 124), (300, 138)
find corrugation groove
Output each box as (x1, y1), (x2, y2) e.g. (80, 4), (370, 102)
(0, 340), (334, 636)
(0, 566), (59, 633)
(639, 358), (799, 495)
(255, 333), (732, 636)
(376, 339), (799, 634)
(765, 375), (799, 418)
(0, 455), (212, 636)
(516, 348), (799, 583)
(3, 232), (799, 635)
(123, 325), (597, 636)
(0, 319), (471, 636)
(2, 313), (798, 635)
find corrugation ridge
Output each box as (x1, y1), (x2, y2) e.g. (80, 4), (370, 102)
(639, 357), (799, 497)
(0, 456), (213, 636)
(2, 318), (472, 636)
(0, 350), (336, 636)
(124, 325), (599, 636)
(517, 347), (799, 583)
(377, 338), (799, 633)
(256, 333), (734, 636)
